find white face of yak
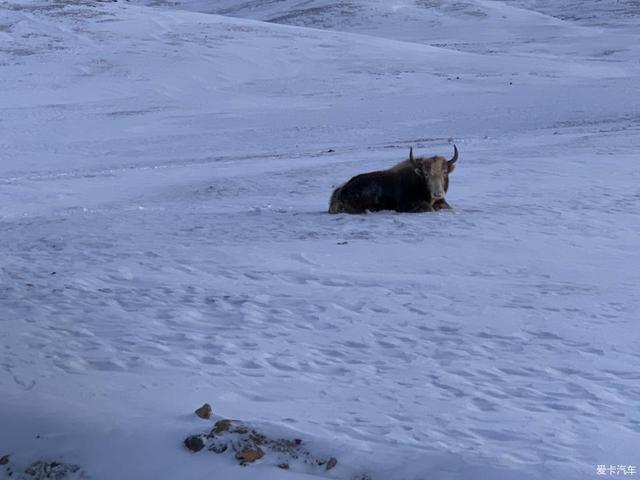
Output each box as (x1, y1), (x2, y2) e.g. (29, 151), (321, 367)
(410, 145), (458, 202)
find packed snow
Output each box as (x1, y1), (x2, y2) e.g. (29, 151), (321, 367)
(1, 1), (639, 479)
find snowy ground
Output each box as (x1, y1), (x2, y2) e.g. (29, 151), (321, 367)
(1, 1), (639, 479)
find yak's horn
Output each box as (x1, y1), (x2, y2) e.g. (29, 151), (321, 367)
(450, 144), (459, 163)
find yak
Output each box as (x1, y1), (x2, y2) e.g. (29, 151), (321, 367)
(328, 145), (459, 214)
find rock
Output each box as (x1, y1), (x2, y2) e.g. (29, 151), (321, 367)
(232, 425), (249, 434)
(189, 419), (336, 473)
(184, 435), (205, 452)
(235, 447), (264, 465)
(194, 403), (212, 420)
(23, 461), (85, 479)
(0, 454), (9, 465)
(212, 419), (231, 434)
(208, 442), (227, 454)
(249, 431), (267, 445)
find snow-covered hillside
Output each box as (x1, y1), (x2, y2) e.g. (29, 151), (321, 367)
(1, 1), (639, 479)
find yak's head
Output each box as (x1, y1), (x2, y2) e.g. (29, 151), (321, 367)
(410, 145), (458, 203)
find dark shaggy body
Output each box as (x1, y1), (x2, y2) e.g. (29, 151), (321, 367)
(329, 170), (431, 214)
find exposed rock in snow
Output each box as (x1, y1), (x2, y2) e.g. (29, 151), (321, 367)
(235, 447), (265, 465)
(186, 418), (341, 474)
(194, 403), (212, 420)
(1, 461), (89, 480)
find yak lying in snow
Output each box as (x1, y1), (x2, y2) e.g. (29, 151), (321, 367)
(328, 145), (459, 214)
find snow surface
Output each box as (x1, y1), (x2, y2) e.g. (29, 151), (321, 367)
(1, 0), (639, 479)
